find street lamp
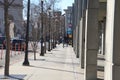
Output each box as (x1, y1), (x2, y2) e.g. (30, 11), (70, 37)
(48, 7), (52, 51)
(40, 0), (45, 56)
(23, 0), (30, 66)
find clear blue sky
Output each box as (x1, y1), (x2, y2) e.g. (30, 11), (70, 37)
(30, 0), (74, 13)
(60, 0), (74, 13)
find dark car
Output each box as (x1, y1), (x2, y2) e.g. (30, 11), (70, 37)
(0, 36), (6, 49)
(11, 39), (26, 51)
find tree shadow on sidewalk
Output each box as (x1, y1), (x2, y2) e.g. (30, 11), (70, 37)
(29, 65), (83, 75)
(45, 59), (79, 65)
(97, 78), (104, 80)
(29, 58), (79, 66)
(0, 74), (26, 80)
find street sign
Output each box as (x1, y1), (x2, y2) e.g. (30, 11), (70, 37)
(67, 27), (72, 34)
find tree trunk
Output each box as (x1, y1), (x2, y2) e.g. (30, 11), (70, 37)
(4, 0), (10, 76)
(34, 51), (36, 60)
(34, 50), (36, 60)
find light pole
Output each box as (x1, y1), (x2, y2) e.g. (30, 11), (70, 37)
(23, 0), (30, 66)
(40, 0), (44, 56)
(48, 7), (51, 51)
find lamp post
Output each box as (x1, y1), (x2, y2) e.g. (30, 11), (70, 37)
(23, 0), (30, 66)
(40, 0), (44, 56)
(48, 7), (51, 51)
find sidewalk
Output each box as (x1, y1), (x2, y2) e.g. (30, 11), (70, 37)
(0, 44), (84, 80)
(0, 44), (104, 80)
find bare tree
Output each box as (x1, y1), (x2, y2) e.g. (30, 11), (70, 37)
(29, 3), (40, 60)
(23, 0), (61, 59)
(23, 0), (27, 19)
(39, 0), (61, 12)
(41, 0), (61, 51)
(31, 24), (39, 60)
(0, 0), (15, 76)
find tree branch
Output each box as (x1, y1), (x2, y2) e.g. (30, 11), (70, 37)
(8, 0), (15, 6)
(0, 1), (4, 5)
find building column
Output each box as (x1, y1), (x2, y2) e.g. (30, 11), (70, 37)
(84, 0), (99, 80)
(73, 28), (76, 51)
(76, 25), (80, 58)
(79, 0), (86, 68)
(76, 0), (82, 58)
(75, 25), (79, 55)
(105, 0), (120, 80)
(74, 0), (79, 57)
(80, 12), (85, 68)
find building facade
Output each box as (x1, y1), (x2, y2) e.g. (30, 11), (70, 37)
(71, 0), (120, 80)
(64, 7), (73, 44)
(0, 0), (23, 38)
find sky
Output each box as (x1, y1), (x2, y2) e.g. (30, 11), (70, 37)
(60, 0), (74, 13)
(30, 0), (74, 14)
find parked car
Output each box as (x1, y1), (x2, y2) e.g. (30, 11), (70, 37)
(0, 36), (6, 49)
(10, 39), (26, 51)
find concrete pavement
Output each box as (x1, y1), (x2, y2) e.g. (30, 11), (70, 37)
(0, 44), (104, 80)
